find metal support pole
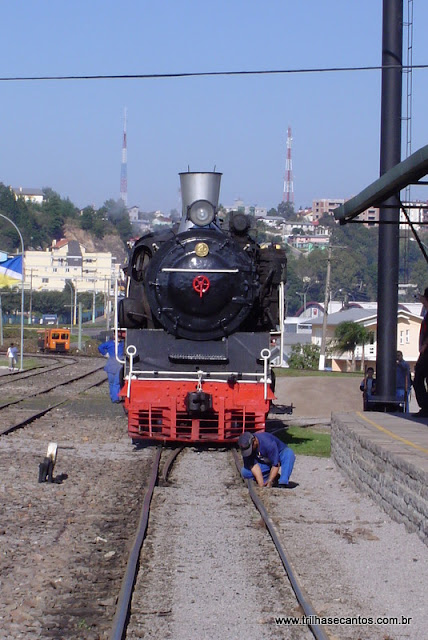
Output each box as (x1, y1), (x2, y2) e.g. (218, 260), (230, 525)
(78, 302), (82, 351)
(106, 278), (111, 331)
(28, 269), (33, 325)
(318, 247), (332, 371)
(376, 0), (403, 399)
(73, 283), (77, 326)
(92, 285), (96, 323)
(0, 293), (3, 346)
(279, 281), (285, 367)
(65, 281), (73, 334)
(0, 213), (24, 371)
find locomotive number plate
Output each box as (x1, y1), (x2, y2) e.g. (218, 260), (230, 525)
(195, 242), (209, 257)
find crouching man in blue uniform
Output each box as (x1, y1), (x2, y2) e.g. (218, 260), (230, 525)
(238, 431), (295, 488)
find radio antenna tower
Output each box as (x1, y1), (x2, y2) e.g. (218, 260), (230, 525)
(282, 126), (294, 204)
(120, 107), (128, 206)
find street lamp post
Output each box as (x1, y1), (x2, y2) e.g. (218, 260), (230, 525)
(0, 213), (24, 371)
(64, 281), (74, 334)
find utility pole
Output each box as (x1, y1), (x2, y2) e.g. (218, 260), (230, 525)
(92, 282), (96, 323)
(78, 302), (82, 351)
(318, 246), (332, 371)
(28, 269), (33, 325)
(73, 283), (77, 326)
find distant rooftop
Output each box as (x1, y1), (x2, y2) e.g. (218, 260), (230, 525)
(308, 303), (423, 326)
(13, 187), (44, 197)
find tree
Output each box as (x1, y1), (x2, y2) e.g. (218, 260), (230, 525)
(333, 321), (373, 372)
(114, 213), (133, 244)
(277, 201), (296, 221)
(80, 206), (96, 231)
(288, 343), (320, 370)
(40, 192), (65, 240)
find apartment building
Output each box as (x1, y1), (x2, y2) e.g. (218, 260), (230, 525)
(24, 239), (121, 295)
(312, 199), (345, 220)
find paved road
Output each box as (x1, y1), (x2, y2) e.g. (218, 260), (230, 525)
(274, 374), (418, 420)
(274, 375), (365, 419)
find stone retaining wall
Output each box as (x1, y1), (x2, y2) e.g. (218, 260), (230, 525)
(331, 413), (427, 546)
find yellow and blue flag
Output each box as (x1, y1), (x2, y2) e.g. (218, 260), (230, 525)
(0, 256), (23, 287)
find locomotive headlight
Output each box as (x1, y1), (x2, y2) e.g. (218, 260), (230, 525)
(188, 199), (215, 226)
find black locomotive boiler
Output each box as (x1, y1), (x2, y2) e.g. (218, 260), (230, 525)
(117, 170), (287, 444)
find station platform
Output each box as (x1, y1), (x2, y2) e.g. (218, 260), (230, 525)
(331, 411), (428, 547)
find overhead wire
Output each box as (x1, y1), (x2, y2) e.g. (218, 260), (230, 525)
(0, 64), (427, 82)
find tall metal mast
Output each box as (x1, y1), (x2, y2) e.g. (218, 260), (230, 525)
(282, 126), (294, 204)
(120, 107), (128, 206)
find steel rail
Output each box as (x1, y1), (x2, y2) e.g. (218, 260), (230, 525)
(161, 446), (184, 484)
(110, 447), (183, 640)
(110, 448), (161, 640)
(231, 449), (329, 640)
(0, 356), (76, 386)
(0, 376), (107, 436)
(0, 362), (105, 410)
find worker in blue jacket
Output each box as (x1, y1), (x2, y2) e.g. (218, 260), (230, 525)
(98, 337), (124, 403)
(238, 431), (295, 488)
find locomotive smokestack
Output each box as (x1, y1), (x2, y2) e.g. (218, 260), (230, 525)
(179, 171), (222, 232)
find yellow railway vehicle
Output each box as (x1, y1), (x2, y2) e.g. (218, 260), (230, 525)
(37, 328), (71, 353)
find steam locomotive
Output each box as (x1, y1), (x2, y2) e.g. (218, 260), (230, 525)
(116, 171), (287, 444)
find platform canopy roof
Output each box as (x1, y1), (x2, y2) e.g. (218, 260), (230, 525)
(334, 143), (428, 224)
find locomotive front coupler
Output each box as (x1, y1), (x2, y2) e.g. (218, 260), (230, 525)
(185, 391), (213, 414)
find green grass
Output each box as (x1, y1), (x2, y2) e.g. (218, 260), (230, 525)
(0, 356), (40, 370)
(277, 425), (331, 457)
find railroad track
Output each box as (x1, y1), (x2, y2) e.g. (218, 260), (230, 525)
(111, 447), (328, 640)
(0, 353), (77, 386)
(110, 446), (181, 640)
(231, 449), (329, 640)
(0, 390), (153, 639)
(0, 358), (107, 436)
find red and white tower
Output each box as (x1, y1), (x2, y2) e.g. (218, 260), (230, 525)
(282, 126), (294, 204)
(120, 107), (128, 206)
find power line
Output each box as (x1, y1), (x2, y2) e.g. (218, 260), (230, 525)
(0, 64), (428, 83)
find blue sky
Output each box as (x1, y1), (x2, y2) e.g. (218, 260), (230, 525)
(1, 1), (427, 213)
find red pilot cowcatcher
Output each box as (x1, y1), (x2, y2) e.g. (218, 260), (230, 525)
(193, 274), (210, 298)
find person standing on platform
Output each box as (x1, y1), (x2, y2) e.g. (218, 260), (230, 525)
(412, 288), (428, 417)
(360, 367), (376, 410)
(396, 351), (411, 412)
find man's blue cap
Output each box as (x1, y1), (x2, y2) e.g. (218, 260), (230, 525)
(238, 432), (255, 457)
